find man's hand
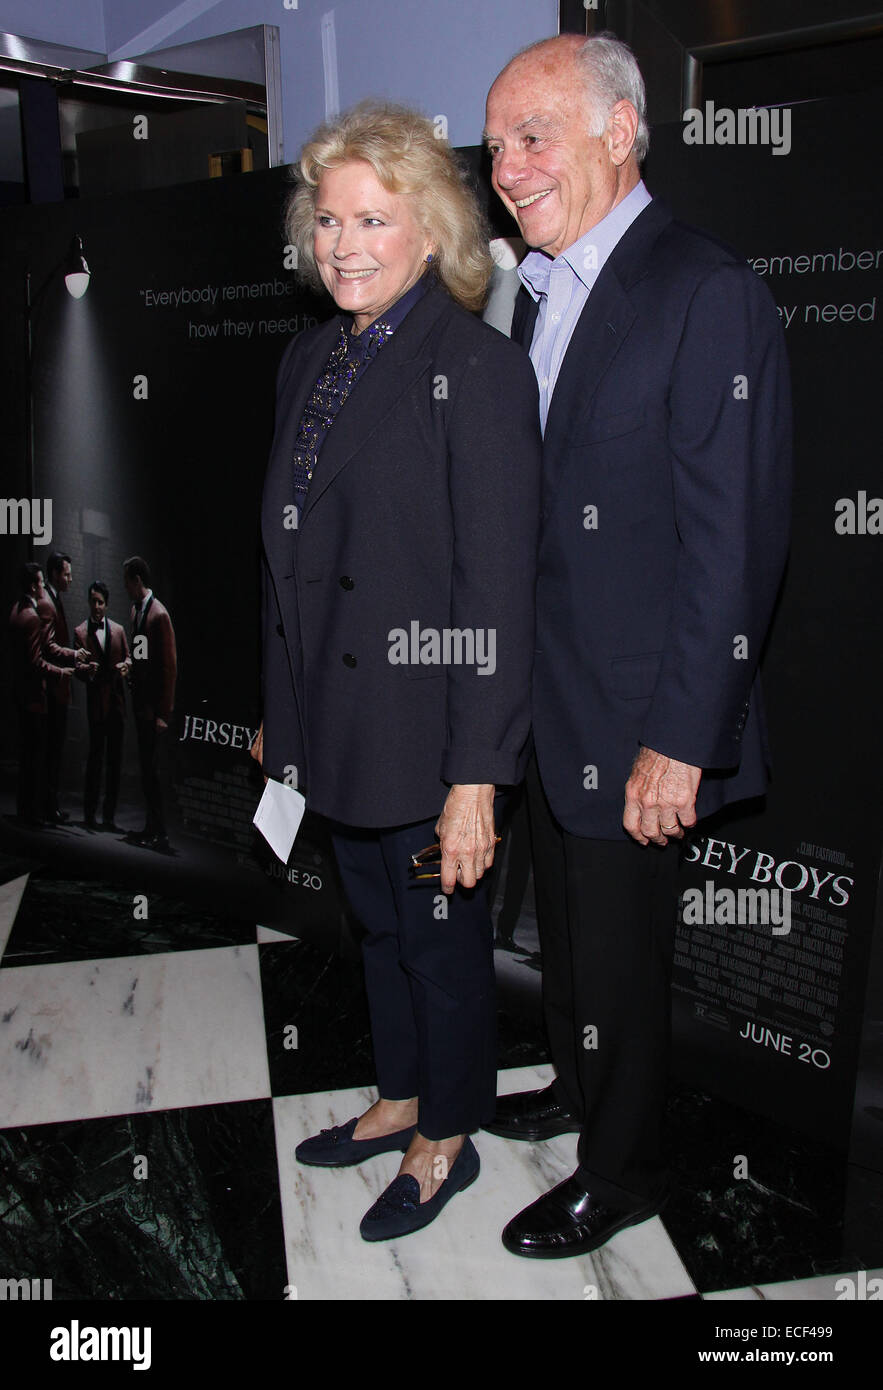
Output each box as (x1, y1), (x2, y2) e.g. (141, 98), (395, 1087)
(75, 647), (91, 665)
(434, 783), (496, 894)
(155, 717), (168, 734)
(623, 746), (701, 846)
(116, 659), (131, 677)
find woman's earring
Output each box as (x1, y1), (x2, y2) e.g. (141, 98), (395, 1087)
(426, 252), (434, 264)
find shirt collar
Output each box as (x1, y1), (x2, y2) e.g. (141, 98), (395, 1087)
(339, 271), (431, 343)
(518, 180), (652, 301)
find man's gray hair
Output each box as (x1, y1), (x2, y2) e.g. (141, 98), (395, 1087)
(576, 32), (649, 164)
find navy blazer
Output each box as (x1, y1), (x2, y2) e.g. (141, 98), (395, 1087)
(260, 280), (542, 828)
(516, 199), (792, 839)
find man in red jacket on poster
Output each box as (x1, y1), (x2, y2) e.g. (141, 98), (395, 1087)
(9, 563), (80, 826)
(36, 551), (87, 822)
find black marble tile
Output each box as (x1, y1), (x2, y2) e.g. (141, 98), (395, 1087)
(661, 1084), (883, 1291)
(260, 938), (377, 1097)
(261, 934), (549, 1098)
(0, 851), (41, 888)
(0, 868), (255, 968)
(844, 1161), (883, 1265)
(0, 1101), (286, 1300)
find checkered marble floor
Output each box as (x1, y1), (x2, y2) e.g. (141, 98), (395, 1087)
(0, 859), (880, 1302)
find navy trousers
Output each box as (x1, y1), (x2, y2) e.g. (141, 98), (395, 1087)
(84, 710), (124, 824)
(331, 812), (498, 1140)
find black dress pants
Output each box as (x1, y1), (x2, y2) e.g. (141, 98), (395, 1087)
(331, 812), (498, 1141)
(44, 700), (67, 816)
(16, 706), (47, 821)
(526, 756), (680, 1211)
(84, 711), (124, 823)
(135, 715), (165, 835)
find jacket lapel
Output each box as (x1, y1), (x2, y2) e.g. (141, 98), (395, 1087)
(535, 199), (673, 468)
(542, 269), (636, 462)
(261, 316), (339, 570)
(299, 286), (447, 525)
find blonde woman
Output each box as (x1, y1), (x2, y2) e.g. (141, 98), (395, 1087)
(254, 102), (541, 1241)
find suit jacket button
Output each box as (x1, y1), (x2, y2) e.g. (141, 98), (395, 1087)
(339, 576), (354, 590)
(342, 653), (357, 668)
(276, 623), (284, 636)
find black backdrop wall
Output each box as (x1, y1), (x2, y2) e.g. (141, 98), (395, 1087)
(1, 91), (880, 1162)
(643, 90), (882, 1158)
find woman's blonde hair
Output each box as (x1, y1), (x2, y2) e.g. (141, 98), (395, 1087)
(285, 101), (493, 312)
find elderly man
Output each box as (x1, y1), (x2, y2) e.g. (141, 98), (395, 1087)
(483, 33), (791, 1257)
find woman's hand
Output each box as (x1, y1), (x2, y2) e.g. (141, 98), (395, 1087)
(434, 784), (496, 894)
(251, 722), (268, 784)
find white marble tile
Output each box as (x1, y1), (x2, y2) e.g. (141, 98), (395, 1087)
(705, 1269), (883, 1301)
(0, 945), (270, 1127)
(0, 873), (28, 962)
(273, 1064), (697, 1300)
(257, 924), (298, 944)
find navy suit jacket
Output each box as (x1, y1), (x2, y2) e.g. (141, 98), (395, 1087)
(260, 280), (542, 828)
(515, 198), (792, 839)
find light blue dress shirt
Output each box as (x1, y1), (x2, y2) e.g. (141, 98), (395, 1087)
(518, 180), (653, 433)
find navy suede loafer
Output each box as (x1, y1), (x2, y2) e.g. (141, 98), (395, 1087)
(359, 1136), (480, 1241)
(295, 1116), (417, 1167)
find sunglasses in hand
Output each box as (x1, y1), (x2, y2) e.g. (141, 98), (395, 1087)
(408, 836), (502, 880)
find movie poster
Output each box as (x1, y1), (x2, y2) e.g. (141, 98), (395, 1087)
(0, 168), (349, 944)
(646, 92), (882, 1145)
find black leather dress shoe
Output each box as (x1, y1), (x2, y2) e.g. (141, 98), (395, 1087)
(482, 1084), (581, 1141)
(502, 1172), (663, 1259)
